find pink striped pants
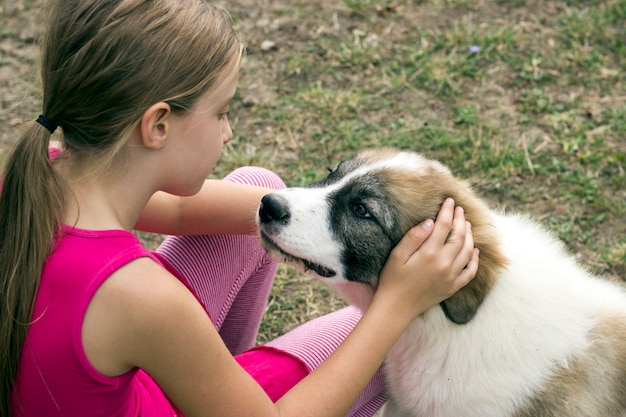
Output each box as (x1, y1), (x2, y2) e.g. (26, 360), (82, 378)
(157, 166), (387, 416)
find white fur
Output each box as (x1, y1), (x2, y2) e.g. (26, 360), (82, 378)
(259, 150), (626, 417)
(382, 213), (626, 417)
(264, 187), (346, 280)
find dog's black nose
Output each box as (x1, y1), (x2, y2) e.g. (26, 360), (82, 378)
(259, 194), (291, 224)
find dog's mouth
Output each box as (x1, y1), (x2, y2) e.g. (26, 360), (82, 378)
(259, 231), (337, 278)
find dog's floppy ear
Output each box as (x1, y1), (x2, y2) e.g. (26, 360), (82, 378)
(439, 272), (491, 324)
(383, 151), (508, 324)
(439, 219), (507, 324)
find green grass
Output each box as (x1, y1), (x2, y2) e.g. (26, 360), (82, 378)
(209, 0), (626, 335)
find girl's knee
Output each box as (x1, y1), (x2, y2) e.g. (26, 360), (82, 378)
(224, 167), (286, 190)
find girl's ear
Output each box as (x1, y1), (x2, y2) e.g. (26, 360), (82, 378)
(140, 102), (171, 150)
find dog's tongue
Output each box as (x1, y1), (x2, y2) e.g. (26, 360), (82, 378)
(303, 260), (336, 278)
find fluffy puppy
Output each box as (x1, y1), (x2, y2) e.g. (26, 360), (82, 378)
(257, 148), (626, 417)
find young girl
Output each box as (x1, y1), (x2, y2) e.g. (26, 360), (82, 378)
(0, 1), (479, 416)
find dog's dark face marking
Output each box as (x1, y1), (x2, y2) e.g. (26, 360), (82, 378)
(258, 149), (507, 323)
(258, 156), (412, 286)
(326, 171), (403, 284)
(319, 158), (407, 283)
(258, 162), (401, 285)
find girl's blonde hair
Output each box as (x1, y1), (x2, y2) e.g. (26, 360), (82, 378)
(0, 1), (242, 414)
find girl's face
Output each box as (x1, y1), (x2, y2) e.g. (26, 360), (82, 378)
(164, 65), (238, 195)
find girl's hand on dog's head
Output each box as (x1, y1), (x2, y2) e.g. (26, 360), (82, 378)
(375, 198), (479, 322)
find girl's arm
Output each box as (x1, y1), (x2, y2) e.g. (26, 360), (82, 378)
(48, 141), (266, 236)
(274, 201), (478, 416)
(91, 199), (477, 417)
(134, 179), (273, 236)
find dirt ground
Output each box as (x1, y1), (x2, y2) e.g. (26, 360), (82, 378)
(0, 1), (41, 156)
(2, 0), (624, 277)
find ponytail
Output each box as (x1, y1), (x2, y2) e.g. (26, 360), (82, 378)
(2, 0), (242, 414)
(0, 121), (67, 417)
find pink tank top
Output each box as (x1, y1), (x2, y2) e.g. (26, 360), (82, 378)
(10, 150), (310, 414)
(12, 225), (182, 417)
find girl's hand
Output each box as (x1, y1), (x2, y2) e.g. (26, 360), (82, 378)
(374, 198), (479, 322)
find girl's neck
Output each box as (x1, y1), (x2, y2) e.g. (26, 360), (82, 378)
(57, 161), (152, 232)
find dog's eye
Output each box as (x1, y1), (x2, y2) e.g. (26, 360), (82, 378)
(351, 203), (372, 218)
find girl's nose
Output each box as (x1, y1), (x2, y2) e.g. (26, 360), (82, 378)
(223, 119), (233, 144)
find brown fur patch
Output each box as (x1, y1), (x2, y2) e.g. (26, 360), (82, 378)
(360, 149), (509, 324)
(514, 314), (626, 417)
(357, 149), (626, 414)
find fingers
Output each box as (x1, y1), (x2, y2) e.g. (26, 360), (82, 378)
(391, 197), (477, 275)
(412, 198), (476, 276)
(452, 248), (480, 293)
(427, 198), (456, 247)
(449, 220), (475, 273)
(446, 206), (479, 294)
(376, 198), (480, 321)
(433, 199), (471, 251)
(389, 218), (435, 264)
